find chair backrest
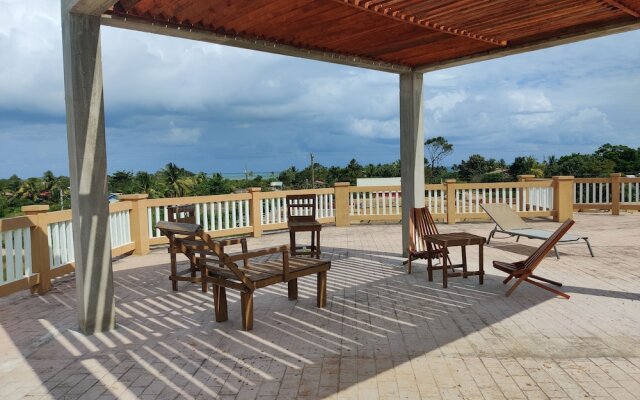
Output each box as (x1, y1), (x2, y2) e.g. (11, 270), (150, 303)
(522, 219), (575, 272)
(286, 194), (317, 222)
(167, 204), (196, 224)
(409, 207), (440, 252)
(480, 203), (529, 230)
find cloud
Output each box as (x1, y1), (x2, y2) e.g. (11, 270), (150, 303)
(0, 1), (639, 178)
(347, 118), (399, 139)
(158, 127), (202, 145)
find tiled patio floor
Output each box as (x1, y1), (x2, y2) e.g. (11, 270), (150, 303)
(1, 213), (640, 399)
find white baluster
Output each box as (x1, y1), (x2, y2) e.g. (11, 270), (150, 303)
(5, 231), (14, 281)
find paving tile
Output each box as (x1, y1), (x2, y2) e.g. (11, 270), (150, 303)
(1, 215), (640, 399)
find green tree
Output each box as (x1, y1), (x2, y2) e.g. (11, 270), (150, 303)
(545, 153), (615, 177)
(508, 156), (544, 178)
(425, 136), (453, 179)
(453, 154), (504, 181)
(594, 143), (640, 174)
(109, 170), (135, 193)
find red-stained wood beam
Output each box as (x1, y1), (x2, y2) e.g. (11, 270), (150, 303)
(334, 0), (508, 47)
(601, 0), (640, 17)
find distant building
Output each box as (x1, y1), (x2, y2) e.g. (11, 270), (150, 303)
(270, 181), (283, 190)
(356, 177), (401, 186)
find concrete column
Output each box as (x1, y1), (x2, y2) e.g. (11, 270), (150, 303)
(400, 72), (425, 255)
(62, 3), (115, 334)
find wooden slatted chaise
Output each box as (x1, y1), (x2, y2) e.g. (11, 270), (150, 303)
(404, 207), (450, 274)
(156, 221), (331, 331)
(493, 219), (575, 299)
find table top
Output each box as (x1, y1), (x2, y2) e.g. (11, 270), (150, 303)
(423, 232), (486, 246)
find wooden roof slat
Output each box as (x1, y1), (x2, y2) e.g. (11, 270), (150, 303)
(602, 0), (640, 17)
(105, 0), (640, 71)
(333, 0), (508, 46)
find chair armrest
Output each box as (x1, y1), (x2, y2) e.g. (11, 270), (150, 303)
(226, 245), (289, 262)
(215, 237), (248, 247)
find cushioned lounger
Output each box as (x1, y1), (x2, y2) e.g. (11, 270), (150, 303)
(480, 203), (594, 259)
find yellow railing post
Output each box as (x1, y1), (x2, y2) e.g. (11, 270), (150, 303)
(22, 205), (51, 294)
(119, 194), (150, 255)
(334, 182), (351, 227)
(610, 173), (622, 215)
(552, 176), (574, 222)
(445, 179), (457, 224)
(248, 188), (263, 237)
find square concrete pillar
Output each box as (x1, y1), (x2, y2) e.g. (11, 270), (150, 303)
(400, 72), (425, 256)
(62, 3), (115, 334)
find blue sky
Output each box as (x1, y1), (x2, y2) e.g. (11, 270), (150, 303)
(1, 0), (639, 179)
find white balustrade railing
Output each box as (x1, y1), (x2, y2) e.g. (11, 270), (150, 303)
(621, 180), (640, 204)
(148, 198), (251, 238)
(110, 210), (132, 248)
(526, 186), (553, 211)
(260, 193), (334, 226)
(48, 220), (74, 269)
(574, 181), (610, 204)
(454, 184), (553, 213)
(1, 227), (32, 286)
(424, 188), (446, 214)
(48, 210), (133, 269)
(350, 189), (401, 217)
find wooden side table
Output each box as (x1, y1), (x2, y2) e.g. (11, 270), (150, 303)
(423, 232), (485, 288)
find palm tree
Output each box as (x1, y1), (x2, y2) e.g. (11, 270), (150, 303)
(14, 179), (41, 202)
(162, 163), (189, 197)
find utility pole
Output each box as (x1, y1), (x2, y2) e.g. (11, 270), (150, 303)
(310, 153), (315, 189)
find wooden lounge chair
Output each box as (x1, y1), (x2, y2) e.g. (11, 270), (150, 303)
(404, 207), (450, 273)
(481, 203), (593, 258)
(493, 219), (575, 299)
(163, 204), (248, 292)
(156, 221), (330, 331)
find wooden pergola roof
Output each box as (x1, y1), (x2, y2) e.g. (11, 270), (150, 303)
(96, 0), (640, 73)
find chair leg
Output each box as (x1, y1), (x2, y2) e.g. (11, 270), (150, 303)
(407, 255), (413, 274)
(317, 271), (327, 308)
(289, 230), (296, 256)
(505, 275), (526, 296)
(553, 245), (560, 259)
(487, 229), (496, 245)
(213, 285), (228, 322)
(529, 274), (562, 287)
(525, 278), (570, 299)
(503, 274), (514, 284)
(461, 246), (468, 278)
(584, 238), (594, 257)
(288, 279), (298, 300)
(240, 292), (254, 331)
(200, 264), (208, 293)
(170, 253), (178, 291)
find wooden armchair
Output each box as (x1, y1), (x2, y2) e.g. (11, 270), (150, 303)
(156, 221), (331, 331)
(493, 219), (575, 299)
(405, 207), (450, 273)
